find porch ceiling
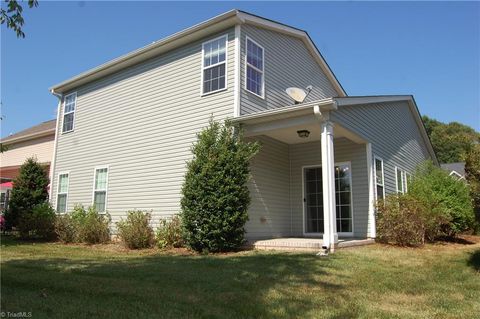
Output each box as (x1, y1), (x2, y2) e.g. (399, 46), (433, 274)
(259, 121), (365, 144)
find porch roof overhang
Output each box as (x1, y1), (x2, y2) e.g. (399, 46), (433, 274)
(232, 95), (438, 165)
(232, 98), (367, 144)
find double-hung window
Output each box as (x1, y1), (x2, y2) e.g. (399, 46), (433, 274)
(62, 93), (76, 133)
(202, 36), (227, 94)
(374, 157), (385, 201)
(93, 167), (108, 212)
(57, 173), (69, 213)
(396, 167), (409, 194)
(245, 37), (264, 97)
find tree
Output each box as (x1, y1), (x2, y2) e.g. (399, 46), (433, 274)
(181, 119), (260, 252)
(464, 143), (480, 226)
(1, 0), (38, 38)
(408, 161), (474, 238)
(422, 115), (480, 163)
(5, 157), (49, 230)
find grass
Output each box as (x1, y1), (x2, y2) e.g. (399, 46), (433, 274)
(1, 236), (479, 319)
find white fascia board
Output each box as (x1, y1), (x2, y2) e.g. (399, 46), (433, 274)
(232, 98), (337, 125)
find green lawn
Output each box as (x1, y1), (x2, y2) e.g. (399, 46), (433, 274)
(1, 236), (479, 319)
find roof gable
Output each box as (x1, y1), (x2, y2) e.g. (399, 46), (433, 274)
(50, 10), (346, 97)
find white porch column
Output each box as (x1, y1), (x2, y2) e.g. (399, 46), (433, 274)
(321, 120), (338, 251)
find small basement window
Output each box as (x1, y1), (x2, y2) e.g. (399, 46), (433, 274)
(202, 35), (227, 95)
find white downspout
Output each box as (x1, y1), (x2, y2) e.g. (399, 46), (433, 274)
(49, 90), (62, 204)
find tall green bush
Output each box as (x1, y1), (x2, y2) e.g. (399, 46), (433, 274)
(5, 157), (49, 229)
(181, 119), (260, 252)
(408, 161), (474, 237)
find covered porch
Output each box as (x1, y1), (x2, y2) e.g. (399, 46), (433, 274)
(235, 99), (377, 252)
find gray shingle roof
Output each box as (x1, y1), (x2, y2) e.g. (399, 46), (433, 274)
(1, 119), (56, 144)
(441, 162), (465, 177)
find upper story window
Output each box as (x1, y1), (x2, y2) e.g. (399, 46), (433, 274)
(62, 93), (76, 133)
(245, 37), (264, 98)
(374, 157), (385, 201)
(57, 173), (69, 213)
(93, 167), (108, 213)
(202, 35), (227, 95)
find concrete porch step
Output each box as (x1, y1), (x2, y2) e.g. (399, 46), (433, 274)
(248, 237), (375, 252)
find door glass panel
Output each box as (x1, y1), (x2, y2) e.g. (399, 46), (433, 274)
(305, 165), (353, 233)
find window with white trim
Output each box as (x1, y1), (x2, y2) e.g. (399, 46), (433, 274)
(93, 167), (108, 212)
(396, 167), (409, 194)
(374, 157), (385, 200)
(202, 36), (227, 94)
(245, 38), (264, 97)
(62, 93), (76, 133)
(57, 173), (69, 213)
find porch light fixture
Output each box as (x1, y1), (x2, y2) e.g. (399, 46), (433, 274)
(297, 130), (310, 138)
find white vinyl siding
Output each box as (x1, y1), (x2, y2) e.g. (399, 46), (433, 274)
(239, 24), (338, 115)
(374, 157), (385, 201)
(57, 173), (69, 213)
(51, 28), (235, 228)
(62, 93), (76, 133)
(202, 35), (227, 95)
(245, 37), (264, 98)
(93, 167), (108, 212)
(330, 101), (431, 198)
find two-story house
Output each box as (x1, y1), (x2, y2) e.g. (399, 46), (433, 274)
(48, 10), (437, 250)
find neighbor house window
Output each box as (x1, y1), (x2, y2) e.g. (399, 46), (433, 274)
(396, 167), (409, 194)
(93, 167), (108, 212)
(245, 38), (264, 97)
(57, 173), (69, 213)
(202, 35), (227, 94)
(374, 157), (385, 201)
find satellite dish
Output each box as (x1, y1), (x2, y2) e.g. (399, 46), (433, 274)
(286, 87), (307, 103)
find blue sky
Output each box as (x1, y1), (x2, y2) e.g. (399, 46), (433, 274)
(1, 1), (479, 136)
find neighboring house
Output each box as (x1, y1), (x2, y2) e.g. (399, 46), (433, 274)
(0, 119), (56, 210)
(48, 10), (437, 250)
(441, 162), (466, 180)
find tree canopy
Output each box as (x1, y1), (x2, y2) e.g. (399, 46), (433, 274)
(422, 115), (480, 164)
(1, 0), (38, 38)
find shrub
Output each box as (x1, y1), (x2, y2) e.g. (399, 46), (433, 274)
(376, 194), (427, 246)
(181, 119), (260, 252)
(55, 213), (77, 243)
(17, 202), (56, 240)
(464, 144), (480, 228)
(156, 216), (184, 249)
(409, 161), (474, 237)
(5, 157), (49, 230)
(116, 210), (155, 249)
(77, 206), (111, 244)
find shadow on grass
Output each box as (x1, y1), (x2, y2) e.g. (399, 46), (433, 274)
(0, 250), (354, 318)
(0, 234), (55, 246)
(468, 250), (480, 271)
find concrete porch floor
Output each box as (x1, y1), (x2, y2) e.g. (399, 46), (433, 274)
(248, 237), (375, 252)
